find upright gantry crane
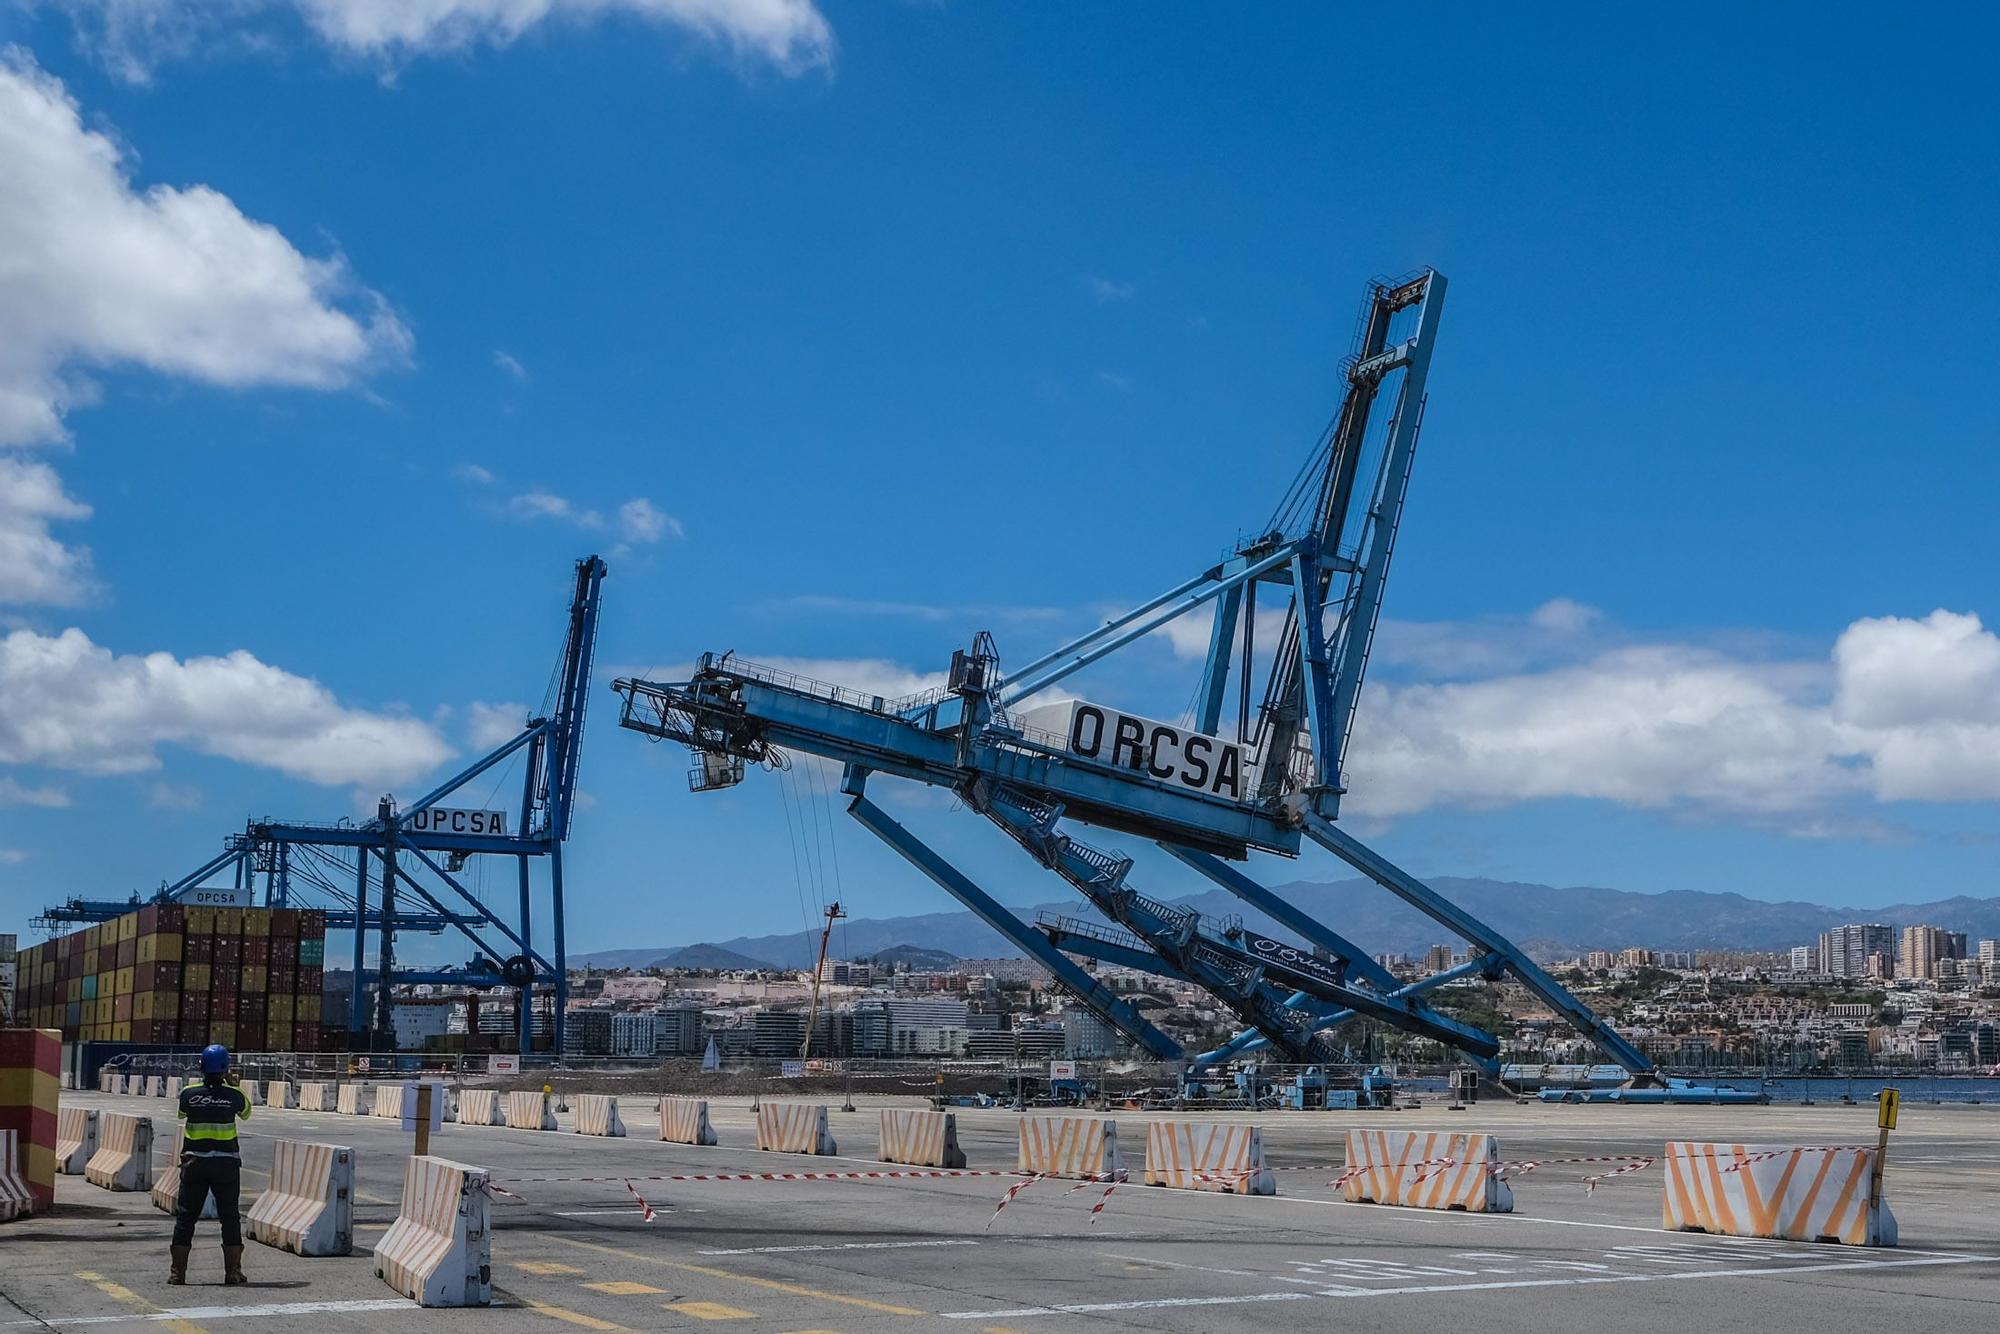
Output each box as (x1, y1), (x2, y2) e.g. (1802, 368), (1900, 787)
(615, 271), (1657, 1080)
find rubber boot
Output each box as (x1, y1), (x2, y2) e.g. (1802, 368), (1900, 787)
(223, 1246), (247, 1285)
(168, 1246), (191, 1285)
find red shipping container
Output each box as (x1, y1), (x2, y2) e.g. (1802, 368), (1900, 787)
(215, 937), (242, 967)
(237, 1022), (267, 1051)
(300, 966), (323, 994)
(182, 993), (210, 1023)
(270, 908), (299, 937)
(210, 967), (239, 996)
(115, 938), (136, 969)
(185, 934), (214, 964)
(137, 904), (160, 934)
(158, 905), (185, 933)
(211, 993), (239, 1020)
(135, 961), (185, 992)
(112, 994), (133, 1022)
(243, 937), (270, 966)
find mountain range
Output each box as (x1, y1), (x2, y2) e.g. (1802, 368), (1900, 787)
(572, 877), (2000, 972)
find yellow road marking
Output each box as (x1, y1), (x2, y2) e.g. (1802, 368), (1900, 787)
(515, 1260), (588, 1276)
(493, 1287), (630, 1330)
(548, 1237), (926, 1316)
(75, 1271), (204, 1334)
(672, 1302), (755, 1321)
(585, 1281), (667, 1296)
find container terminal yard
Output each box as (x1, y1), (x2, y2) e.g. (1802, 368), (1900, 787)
(6, 13), (2000, 1331)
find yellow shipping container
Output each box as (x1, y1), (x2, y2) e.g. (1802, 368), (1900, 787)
(65, 978), (80, 1004)
(185, 963), (212, 992)
(115, 966), (134, 996)
(82, 948), (99, 974)
(116, 913), (138, 942)
(242, 908), (271, 937)
(268, 993), (295, 1023)
(268, 1022), (292, 1050)
(111, 1022), (130, 1041)
(298, 995), (321, 1022)
(82, 924), (99, 949)
(242, 965), (267, 993)
(157, 933), (183, 962)
(186, 906), (213, 935)
(209, 1021), (236, 1047)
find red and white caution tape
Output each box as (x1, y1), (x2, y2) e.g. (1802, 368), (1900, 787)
(1491, 1155), (1656, 1191)
(1720, 1145), (1871, 1173)
(625, 1180), (657, 1222)
(987, 1174), (1042, 1229)
(498, 1168), (1016, 1187)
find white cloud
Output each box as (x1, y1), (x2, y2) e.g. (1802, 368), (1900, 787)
(0, 625), (453, 787)
(0, 47), (410, 446)
(617, 497), (681, 543)
(1085, 275), (1134, 303)
(1343, 607), (2000, 823)
(1527, 597), (1602, 635)
(56, 1), (836, 80)
(453, 462), (496, 486)
(0, 456), (95, 604)
(0, 775), (71, 807)
(0, 847), (27, 864)
(145, 780), (203, 811)
(493, 349), (527, 382)
(467, 700), (526, 750)
(508, 489), (600, 527)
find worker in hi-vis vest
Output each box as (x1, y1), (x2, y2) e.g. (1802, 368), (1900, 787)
(169, 1043), (252, 1285)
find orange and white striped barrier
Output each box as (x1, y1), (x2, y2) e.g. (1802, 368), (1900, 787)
(755, 1102), (837, 1155)
(150, 1125), (217, 1220)
(658, 1096), (717, 1146)
(55, 1106), (98, 1175)
(458, 1090), (503, 1126)
(1144, 1121), (1274, 1195)
(84, 1111), (154, 1192)
(0, 1129), (40, 1221)
(1338, 1128), (1512, 1213)
(248, 1139), (354, 1256)
(1018, 1115), (1122, 1182)
(265, 1080), (296, 1109)
(879, 1109), (965, 1168)
(374, 1155), (492, 1307)
(336, 1084), (369, 1116)
(574, 1094), (626, 1137)
(297, 1082), (331, 1112)
(1663, 1142), (1896, 1247)
(504, 1091), (557, 1131)
(371, 1086), (404, 1119)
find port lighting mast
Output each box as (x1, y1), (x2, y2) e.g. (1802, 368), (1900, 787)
(615, 271), (1658, 1080)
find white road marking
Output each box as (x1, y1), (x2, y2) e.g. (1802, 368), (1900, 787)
(698, 1239), (980, 1255)
(939, 1253), (2000, 1318)
(1, 1299), (418, 1327)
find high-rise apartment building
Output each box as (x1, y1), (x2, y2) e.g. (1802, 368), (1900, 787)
(1898, 925), (1952, 981)
(1818, 924), (1894, 980)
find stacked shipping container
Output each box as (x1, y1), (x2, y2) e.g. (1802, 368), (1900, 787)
(9, 906), (326, 1050)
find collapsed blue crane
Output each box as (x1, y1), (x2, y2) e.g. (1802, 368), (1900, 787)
(35, 555), (607, 1057)
(614, 270), (1656, 1080)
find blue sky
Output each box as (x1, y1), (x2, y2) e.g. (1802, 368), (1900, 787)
(4, 3), (2000, 961)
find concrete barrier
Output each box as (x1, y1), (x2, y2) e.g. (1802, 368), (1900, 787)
(1339, 1128), (1512, 1213)
(0, 1129), (38, 1221)
(1663, 1141), (1896, 1247)
(658, 1096), (718, 1146)
(879, 1109), (965, 1168)
(248, 1139), (354, 1256)
(372, 1086), (404, 1119)
(0, 1029), (60, 1216)
(504, 1091), (557, 1131)
(166, 1077), (186, 1098)
(755, 1102), (836, 1155)
(97, 1070), (115, 1094)
(84, 1111), (154, 1192)
(457, 1090), (503, 1126)
(1145, 1122), (1274, 1195)
(243, 1081), (263, 1107)
(151, 1126), (218, 1220)
(265, 1080), (296, 1109)
(373, 1155), (492, 1307)
(574, 1094), (626, 1137)
(55, 1106), (98, 1175)
(1018, 1115), (1121, 1181)
(62, 1072), (74, 1091)
(336, 1084), (370, 1116)
(146, 1075), (165, 1098)
(298, 1082), (331, 1112)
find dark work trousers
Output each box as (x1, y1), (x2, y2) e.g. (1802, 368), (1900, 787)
(171, 1155), (243, 1248)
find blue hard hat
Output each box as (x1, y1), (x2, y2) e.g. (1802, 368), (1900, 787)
(200, 1044), (230, 1075)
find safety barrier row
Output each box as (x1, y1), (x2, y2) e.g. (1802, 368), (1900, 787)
(84, 1111), (153, 1192)
(248, 1139), (355, 1256)
(1339, 1128), (1512, 1213)
(0, 1129), (37, 1221)
(458, 1090), (503, 1126)
(1145, 1122), (1273, 1195)
(505, 1091), (557, 1131)
(574, 1094), (626, 1138)
(659, 1095), (718, 1146)
(756, 1102), (837, 1155)
(1663, 1141), (1896, 1247)
(336, 1084), (369, 1116)
(146, 1075), (165, 1098)
(372, 1086), (404, 1119)
(55, 1106), (98, 1175)
(879, 1109), (965, 1168)
(298, 1082), (330, 1111)
(265, 1080), (296, 1109)
(374, 1155), (492, 1307)
(1018, 1114), (1120, 1181)
(150, 1125), (217, 1220)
